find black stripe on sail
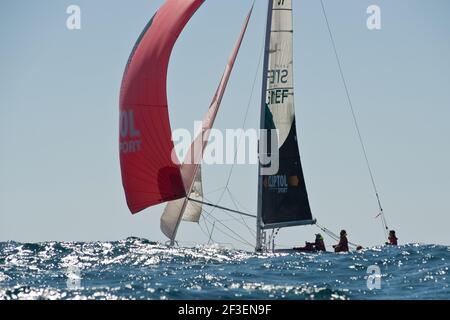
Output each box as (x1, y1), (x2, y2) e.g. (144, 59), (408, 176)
(260, 116), (313, 226)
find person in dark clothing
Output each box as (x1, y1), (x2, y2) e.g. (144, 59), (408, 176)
(386, 230), (398, 246)
(294, 234), (326, 252)
(333, 230), (349, 253)
(314, 234), (326, 252)
(294, 242), (315, 252)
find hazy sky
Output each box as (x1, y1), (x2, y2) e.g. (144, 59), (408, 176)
(1, 0), (449, 249)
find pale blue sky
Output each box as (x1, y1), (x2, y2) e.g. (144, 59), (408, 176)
(1, 0), (449, 249)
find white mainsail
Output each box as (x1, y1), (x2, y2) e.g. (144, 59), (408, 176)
(256, 0), (315, 251)
(266, 0), (295, 147)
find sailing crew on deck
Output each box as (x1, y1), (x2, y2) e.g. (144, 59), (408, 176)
(314, 234), (326, 251)
(294, 234), (326, 252)
(333, 230), (349, 253)
(386, 230), (398, 246)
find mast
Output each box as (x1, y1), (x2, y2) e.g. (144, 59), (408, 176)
(256, 0), (274, 252)
(256, 0), (316, 252)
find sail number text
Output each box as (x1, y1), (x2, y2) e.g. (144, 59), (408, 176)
(268, 69), (288, 85)
(267, 69), (291, 105)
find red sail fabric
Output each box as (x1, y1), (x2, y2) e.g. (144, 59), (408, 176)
(160, 6), (254, 241)
(120, 0), (205, 214)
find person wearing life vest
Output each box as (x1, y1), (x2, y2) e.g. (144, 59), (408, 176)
(314, 234), (326, 252)
(333, 230), (349, 253)
(386, 230), (398, 246)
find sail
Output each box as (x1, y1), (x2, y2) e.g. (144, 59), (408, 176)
(161, 166), (203, 238)
(119, 0), (205, 214)
(258, 0), (314, 229)
(182, 166), (203, 222)
(160, 6), (254, 241)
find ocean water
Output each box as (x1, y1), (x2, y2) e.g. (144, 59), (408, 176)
(0, 238), (448, 300)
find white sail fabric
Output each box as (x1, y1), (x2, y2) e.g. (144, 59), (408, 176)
(182, 166), (203, 222)
(160, 130), (206, 240)
(266, 0), (294, 147)
(161, 198), (186, 241)
(160, 6), (253, 242)
(160, 166), (202, 241)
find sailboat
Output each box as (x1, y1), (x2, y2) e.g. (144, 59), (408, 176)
(119, 0), (388, 252)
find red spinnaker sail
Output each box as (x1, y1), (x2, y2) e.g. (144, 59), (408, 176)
(119, 0), (205, 214)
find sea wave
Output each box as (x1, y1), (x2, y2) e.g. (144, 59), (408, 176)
(0, 238), (448, 300)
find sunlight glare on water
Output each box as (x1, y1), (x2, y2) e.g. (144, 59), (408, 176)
(0, 238), (448, 300)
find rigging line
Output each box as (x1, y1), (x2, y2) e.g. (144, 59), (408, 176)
(315, 222), (360, 249)
(198, 217), (213, 242)
(226, 187), (252, 214)
(188, 197), (256, 218)
(202, 206), (255, 247)
(226, 187), (256, 235)
(225, 30), (265, 187)
(315, 222), (340, 239)
(207, 31), (266, 216)
(203, 220), (213, 242)
(199, 216), (214, 241)
(215, 218), (251, 223)
(203, 217), (217, 246)
(200, 203), (254, 246)
(202, 193), (257, 233)
(315, 224), (338, 242)
(203, 216), (249, 223)
(226, 187), (256, 238)
(204, 186), (227, 196)
(319, 0), (388, 234)
(202, 210), (254, 248)
(200, 201), (258, 243)
(203, 213), (212, 237)
(201, 207), (224, 244)
(201, 204), (231, 243)
(315, 225), (341, 244)
(207, 221), (216, 245)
